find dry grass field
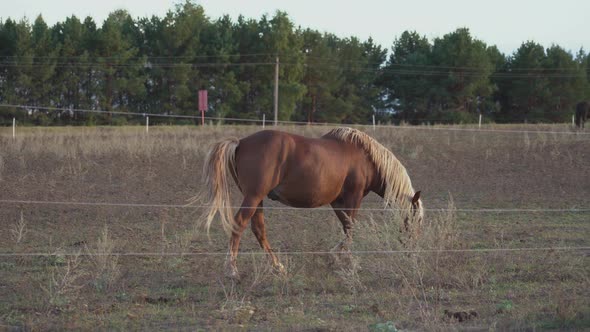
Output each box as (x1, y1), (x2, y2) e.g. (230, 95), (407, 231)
(0, 124), (589, 330)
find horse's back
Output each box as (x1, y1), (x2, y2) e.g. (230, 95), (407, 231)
(233, 130), (292, 196)
(234, 130), (364, 207)
(237, 129), (352, 161)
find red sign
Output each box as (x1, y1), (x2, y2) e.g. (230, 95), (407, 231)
(198, 90), (208, 112)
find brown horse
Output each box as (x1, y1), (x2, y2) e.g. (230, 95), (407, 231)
(202, 127), (423, 278)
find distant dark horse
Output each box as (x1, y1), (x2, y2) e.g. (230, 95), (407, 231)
(575, 101), (589, 128)
(202, 127), (423, 278)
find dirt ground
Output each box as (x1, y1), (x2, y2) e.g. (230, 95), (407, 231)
(0, 124), (589, 330)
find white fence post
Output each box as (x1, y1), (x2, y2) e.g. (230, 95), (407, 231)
(263, 114), (265, 129)
(146, 116), (149, 133)
(372, 114), (376, 131)
(13, 117), (16, 139)
(572, 114), (575, 127)
(479, 114), (482, 129)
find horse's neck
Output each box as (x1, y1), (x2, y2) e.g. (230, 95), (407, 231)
(369, 164), (414, 210)
(369, 168), (388, 199)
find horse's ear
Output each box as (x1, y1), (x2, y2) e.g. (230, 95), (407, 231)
(412, 191), (421, 204)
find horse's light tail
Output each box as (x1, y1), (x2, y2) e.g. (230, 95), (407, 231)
(202, 137), (240, 235)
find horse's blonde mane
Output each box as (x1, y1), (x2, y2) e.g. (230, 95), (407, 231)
(326, 127), (416, 211)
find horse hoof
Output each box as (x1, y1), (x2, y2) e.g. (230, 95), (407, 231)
(225, 268), (240, 281)
(273, 262), (287, 276)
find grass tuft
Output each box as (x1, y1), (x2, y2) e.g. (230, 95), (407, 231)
(85, 225), (120, 292)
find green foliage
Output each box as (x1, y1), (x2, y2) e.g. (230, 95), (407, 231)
(499, 42), (550, 122)
(0, 1), (588, 125)
(496, 299), (514, 313)
(431, 28), (495, 113)
(368, 321), (398, 332)
(378, 30), (433, 122)
(111, 116), (128, 126)
(433, 110), (478, 124)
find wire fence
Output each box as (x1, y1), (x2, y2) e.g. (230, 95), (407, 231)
(2, 103), (590, 136)
(1, 198), (588, 256)
(1, 102), (588, 258)
(1, 198), (588, 213)
(1, 246), (589, 257)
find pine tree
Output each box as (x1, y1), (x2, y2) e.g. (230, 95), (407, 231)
(502, 41), (549, 122)
(429, 28), (494, 122)
(96, 10), (146, 123)
(378, 30), (432, 123)
(30, 15), (57, 124)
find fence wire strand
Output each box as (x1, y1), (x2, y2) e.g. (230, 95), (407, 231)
(0, 199), (588, 213)
(1, 246), (589, 257)
(2, 103), (590, 136)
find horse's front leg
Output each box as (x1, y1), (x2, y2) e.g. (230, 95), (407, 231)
(330, 195), (361, 265)
(331, 209), (354, 253)
(330, 190), (363, 251)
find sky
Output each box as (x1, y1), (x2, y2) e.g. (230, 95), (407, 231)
(2, 0), (589, 55)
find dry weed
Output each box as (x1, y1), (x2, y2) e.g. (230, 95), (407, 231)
(157, 209), (196, 270)
(246, 254), (274, 292)
(335, 255), (366, 294)
(10, 210), (28, 244)
(217, 277), (257, 324)
(358, 197), (486, 326)
(85, 225), (120, 292)
(41, 250), (86, 309)
(0, 153), (4, 181)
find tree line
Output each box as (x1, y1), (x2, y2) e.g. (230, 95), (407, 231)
(1, 1), (589, 126)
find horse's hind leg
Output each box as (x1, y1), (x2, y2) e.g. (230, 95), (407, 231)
(226, 196), (261, 279)
(251, 202), (285, 274)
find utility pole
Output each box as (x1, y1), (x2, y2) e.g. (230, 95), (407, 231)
(274, 56), (279, 126)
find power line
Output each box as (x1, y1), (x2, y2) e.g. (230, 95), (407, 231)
(299, 62), (590, 78)
(2, 53), (588, 73)
(272, 53), (590, 73)
(0, 61), (274, 68)
(0, 65), (582, 79)
(1, 59), (588, 78)
(0, 53), (275, 60)
(23, 53), (300, 62)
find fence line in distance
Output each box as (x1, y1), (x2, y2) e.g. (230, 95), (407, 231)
(2, 103), (590, 136)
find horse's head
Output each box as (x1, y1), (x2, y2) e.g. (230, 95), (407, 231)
(402, 191), (423, 237)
